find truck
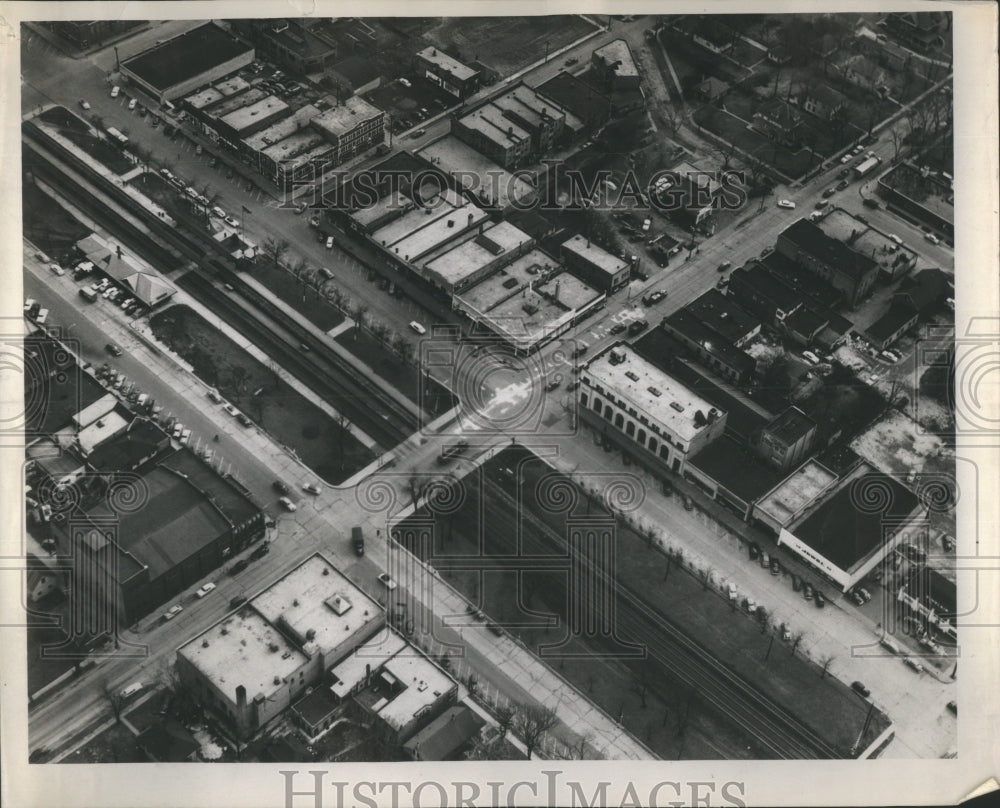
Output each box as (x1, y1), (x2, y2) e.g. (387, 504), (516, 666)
(352, 526), (365, 556)
(853, 156), (881, 178)
(79, 286), (98, 303)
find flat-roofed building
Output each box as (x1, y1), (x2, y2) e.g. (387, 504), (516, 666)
(660, 308), (758, 386)
(452, 102), (532, 170)
(421, 220), (535, 294)
(232, 18), (338, 74)
(418, 136), (536, 209)
(177, 554), (384, 737)
(310, 96), (387, 164)
(534, 71), (611, 134)
(121, 23), (254, 103)
(488, 84), (572, 154)
(371, 188), (488, 265)
(579, 343), (728, 475)
(591, 39), (641, 89)
(751, 406), (818, 472)
(777, 466), (923, 591)
(685, 289), (761, 347)
(415, 47), (481, 99)
(777, 219), (879, 307)
(560, 234), (630, 292)
(217, 95), (291, 142)
(753, 459), (840, 534)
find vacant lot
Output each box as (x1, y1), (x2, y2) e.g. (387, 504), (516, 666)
(423, 16), (599, 77)
(62, 722), (147, 764)
(149, 304), (374, 483)
(255, 260), (345, 333)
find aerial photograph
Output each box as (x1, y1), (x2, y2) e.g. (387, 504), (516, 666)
(15, 9), (965, 774)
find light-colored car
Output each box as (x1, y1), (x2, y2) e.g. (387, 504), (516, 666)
(924, 233), (940, 245)
(185, 187), (199, 200)
(378, 572), (397, 590)
(409, 321), (426, 335)
(303, 483), (322, 495)
(888, 234), (903, 245)
(224, 216), (239, 228)
(110, 85), (121, 98)
(49, 263), (65, 276)
(641, 217), (652, 231)
(278, 496), (297, 512)
(79, 99), (91, 110)
(195, 582), (216, 598)
(325, 236), (334, 249)
(211, 206), (227, 219)
(120, 682), (144, 699)
(802, 350), (820, 365)
(777, 199), (796, 209)
(162, 604), (183, 621)
(223, 403), (239, 417)
(128, 98), (137, 111)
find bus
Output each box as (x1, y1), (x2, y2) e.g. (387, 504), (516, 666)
(105, 126), (129, 150)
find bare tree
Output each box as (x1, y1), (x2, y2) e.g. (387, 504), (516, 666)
(101, 679), (125, 724)
(790, 631), (804, 657)
(820, 654), (836, 679)
(263, 237), (289, 271)
(495, 704), (515, 740)
(515, 703), (559, 760)
(699, 565), (714, 592)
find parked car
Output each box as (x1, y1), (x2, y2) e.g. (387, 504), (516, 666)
(627, 319), (649, 336)
(836, 180), (849, 191)
(838, 168), (851, 179)
(79, 99), (91, 110)
(303, 483), (322, 495)
(925, 233), (940, 245)
(236, 413), (252, 427)
(822, 187), (837, 198)
(815, 199), (830, 210)
(609, 323), (627, 335)
(106, 343), (124, 357)
(903, 656), (924, 673)
(250, 542), (270, 560)
(272, 480), (290, 495)
(682, 494), (694, 511)
(409, 321), (427, 335)
(803, 582), (814, 600)
(229, 595), (247, 608)
(776, 199), (796, 209)
(718, 260), (732, 272)
(888, 234), (903, 245)
(161, 604), (183, 621)
(120, 682), (144, 699)
(224, 216), (239, 228)
(110, 85), (120, 98)
(487, 622), (505, 637)
(802, 351), (820, 365)
(642, 290), (667, 306)
(195, 582), (216, 598)
(278, 496), (297, 512)
(814, 591), (826, 607)
(128, 98), (137, 111)
(862, 197), (880, 209)
(851, 681), (871, 697)
(230, 559), (249, 575)
(378, 572), (397, 590)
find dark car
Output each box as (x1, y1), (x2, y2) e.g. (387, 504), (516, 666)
(610, 323), (627, 335)
(851, 681), (871, 697)
(836, 179), (850, 191)
(236, 413), (252, 427)
(814, 591), (826, 608)
(627, 319), (649, 336)
(272, 480), (290, 495)
(249, 542), (270, 560)
(822, 187), (837, 198)
(682, 494), (694, 511)
(229, 595), (247, 609)
(947, 700), (957, 715)
(769, 557), (781, 575)
(229, 559), (249, 575)
(862, 197), (880, 209)
(838, 168), (851, 179)
(487, 622), (504, 637)
(106, 343), (124, 357)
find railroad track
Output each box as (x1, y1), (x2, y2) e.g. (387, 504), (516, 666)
(178, 272), (414, 449)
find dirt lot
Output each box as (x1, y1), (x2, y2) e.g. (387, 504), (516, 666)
(149, 304), (374, 484)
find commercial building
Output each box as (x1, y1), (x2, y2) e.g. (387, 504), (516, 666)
(864, 268), (951, 349)
(121, 23), (254, 103)
(752, 459), (840, 534)
(415, 47), (481, 99)
(418, 136), (536, 210)
(660, 308), (758, 387)
(310, 96), (387, 164)
(898, 566), (956, 640)
(420, 220), (536, 294)
(750, 407), (818, 472)
(686, 435), (786, 519)
(231, 19), (339, 73)
(877, 161), (954, 239)
(591, 40), (641, 89)
(533, 71), (611, 134)
(653, 161), (726, 228)
(560, 234), (630, 292)
(403, 704), (486, 761)
(776, 465), (923, 591)
(75, 233), (176, 309)
(579, 344), (728, 475)
(452, 83), (573, 169)
(776, 219), (879, 307)
(177, 554), (384, 737)
(328, 54), (383, 96)
(42, 20), (143, 51)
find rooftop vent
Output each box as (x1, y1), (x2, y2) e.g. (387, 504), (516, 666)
(648, 386), (662, 397)
(670, 401), (685, 412)
(269, 643), (280, 653)
(625, 371), (639, 381)
(273, 676), (281, 685)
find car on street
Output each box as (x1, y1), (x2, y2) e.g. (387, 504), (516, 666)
(925, 233), (940, 244)
(120, 682), (144, 699)
(79, 99), (91, 110)
(682, 494), (694, 511)
(273, 480), (290, 495)
(211, 206), (226, 219)
(627, 319), (649, 336)
(487, 622), (504, 637)
(836, 180), (850, 191)
(564, 56), (579, 66)
(195, 582), (216, 598)
(609, 322), (627, 335)
(838, 168), (851, 179)
(822, 187), (837, 198)
(851, 681), (871, 697)
(776, 199), (796, 209)
(642, 290), (667, 306)
(815, 199), (830, 210)
(411, 128), (426, 139)
(162, 604), (183, 621)
(717, 260), (732, 272)
(250, 542), (270, 560)
(409, 321), (427, 335)
(802, 350), (820, 364)
(303, 483), (322, 495)
(229, 595), (247, 609)
(106, 343), (124, 357)
(110, 85), (120, 98)
(803, 582), (814, 600)
(49, 262), (65, 276)
(862, 197), (880, 209)
(888, 234), (903, 245)
(544, 378), (562, 391)
(236, 413), (252, 427)
(903, 656), (924, 673)
(378, 572), (397, 590)
(278, 496), (297, 511)
(128, 98), (137, 111)
(230, 559), (249, 575)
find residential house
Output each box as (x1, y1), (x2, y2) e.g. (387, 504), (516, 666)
(752, 97), (803, 145)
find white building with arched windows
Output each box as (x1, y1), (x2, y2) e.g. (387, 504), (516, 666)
(578, 343), (728, 475)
